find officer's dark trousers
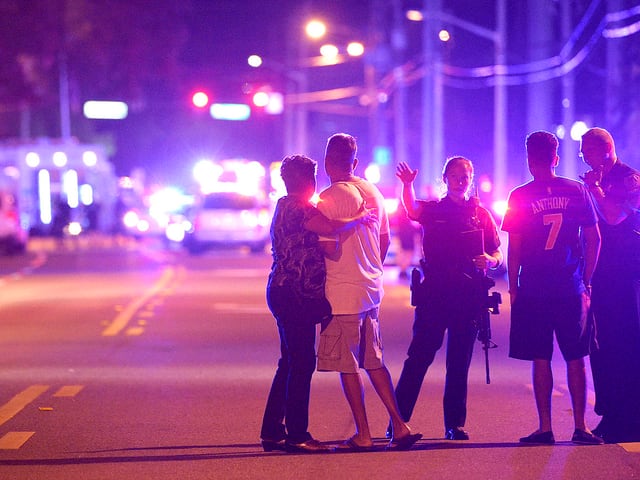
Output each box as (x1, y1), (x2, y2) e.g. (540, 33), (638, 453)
(590, 272), (640, 441)
(394, 296), (477, 431)
(261, 286), (316, 444)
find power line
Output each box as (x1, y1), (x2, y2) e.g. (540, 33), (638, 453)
(386, 3), (639, 91)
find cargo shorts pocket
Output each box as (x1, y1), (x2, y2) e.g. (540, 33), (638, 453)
(318, 334), (341, 361)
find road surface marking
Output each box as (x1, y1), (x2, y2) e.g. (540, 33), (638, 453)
(102, 266), (175, 336)
(0, 432), (35, 449)
(620, 442), (640, 452)
(126, 326), (145, 336)
(53, 385), (84, 397)
(0, 385), (49, 427)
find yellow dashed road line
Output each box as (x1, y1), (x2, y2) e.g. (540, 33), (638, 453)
(620, 443), (640, 453)
(126, 326), (145, 336)
(0, 431), (35, 450)
(0, 385), (49, 427)
(0, 385), (84, 450)
(53, 385), (84, 397)
(102, 266), (175, 336)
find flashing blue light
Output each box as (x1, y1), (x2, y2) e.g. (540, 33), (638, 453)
(210, 103), (251, 121)
(373, 146), (391, 165)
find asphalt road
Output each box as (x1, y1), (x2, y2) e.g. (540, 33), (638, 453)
(0, 236), (638, 479)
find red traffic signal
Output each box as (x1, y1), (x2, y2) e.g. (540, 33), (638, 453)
(251, 89), (283, 115)
(191, 91), (210, 109)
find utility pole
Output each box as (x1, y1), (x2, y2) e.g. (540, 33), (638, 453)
(58, 1), (71, 140)
(494, 0), (508, 200)
(420, 0), (443, 194)
(526, 0), (555, 181)
(366, 0), (385, 165)
(59, 50), (71, 139)
(391, 0), (408, 168)
(560, 0), (578, 179)
(284, 2), (312, 156)
(420, 2), (507, 199)
(605, 0), (624, 132)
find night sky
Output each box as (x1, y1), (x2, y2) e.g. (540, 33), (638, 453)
(1, 0), (637, 193)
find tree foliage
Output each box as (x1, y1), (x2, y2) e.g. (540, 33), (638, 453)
(0, 0), (191, 132)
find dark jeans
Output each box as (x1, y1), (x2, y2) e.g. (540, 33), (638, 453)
(394, 294), (477, 430)
(260, 285), (316, 443)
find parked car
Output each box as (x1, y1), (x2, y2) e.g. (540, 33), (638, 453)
(0, 191), (28, 255)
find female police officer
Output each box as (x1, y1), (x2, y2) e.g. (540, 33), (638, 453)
(390, 157), (502, 441)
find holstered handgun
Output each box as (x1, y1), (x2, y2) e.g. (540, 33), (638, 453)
(410, 267), (422, 307)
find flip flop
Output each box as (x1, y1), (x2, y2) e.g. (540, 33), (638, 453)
(336, 437), (376, 452)
(386, 433), (423, 451)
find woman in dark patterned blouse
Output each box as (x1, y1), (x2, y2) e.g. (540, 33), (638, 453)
(260, 154), (369, 454)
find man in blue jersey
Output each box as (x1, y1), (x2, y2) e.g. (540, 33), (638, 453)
(502, 130), (603, 445)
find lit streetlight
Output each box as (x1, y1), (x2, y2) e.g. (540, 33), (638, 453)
(305, 19), (327, 39)
(250, 19), (370, 156)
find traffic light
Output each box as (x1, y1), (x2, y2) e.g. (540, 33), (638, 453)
(251, 88), (283, 115)
(191, 90), (210, 109)
(252, 91), (270, 108)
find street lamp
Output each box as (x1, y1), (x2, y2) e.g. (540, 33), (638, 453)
(301, 19), (386, 166)
(250, 19), (369, 157)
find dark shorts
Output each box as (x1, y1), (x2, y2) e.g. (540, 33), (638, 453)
(509, 294), (591, 361)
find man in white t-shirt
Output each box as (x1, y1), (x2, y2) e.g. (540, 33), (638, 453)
(316, 133), (421, 452)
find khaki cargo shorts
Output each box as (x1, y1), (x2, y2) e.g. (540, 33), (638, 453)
(317, 308), (384, 373)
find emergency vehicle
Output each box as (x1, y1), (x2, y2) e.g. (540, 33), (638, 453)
(0, 138), (117, 242)
(181, 158), (274, 253)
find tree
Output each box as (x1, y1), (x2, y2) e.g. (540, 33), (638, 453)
(0, 0), (191, 139)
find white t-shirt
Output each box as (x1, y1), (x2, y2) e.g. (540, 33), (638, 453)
(317, 177), (390, 314)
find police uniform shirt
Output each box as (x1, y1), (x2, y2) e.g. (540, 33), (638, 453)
(596, 160), (640, 273)
(416, 196), (500, 278)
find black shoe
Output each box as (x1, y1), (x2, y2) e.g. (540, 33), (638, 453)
(285, 438), (333, 453)
(519, 431), (555, 445)
(261, 438), (286, 452)
(445, 427), (469, 440)
(572, 429), (604, 445)
(592, 418), (608, 439)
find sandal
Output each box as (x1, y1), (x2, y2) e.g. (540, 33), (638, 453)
(386, 432), (423, 451)
(336, 437), (376, 452)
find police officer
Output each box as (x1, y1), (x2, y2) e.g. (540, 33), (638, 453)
(580, 127), (640, 443)
(391, 157), (502, 441)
